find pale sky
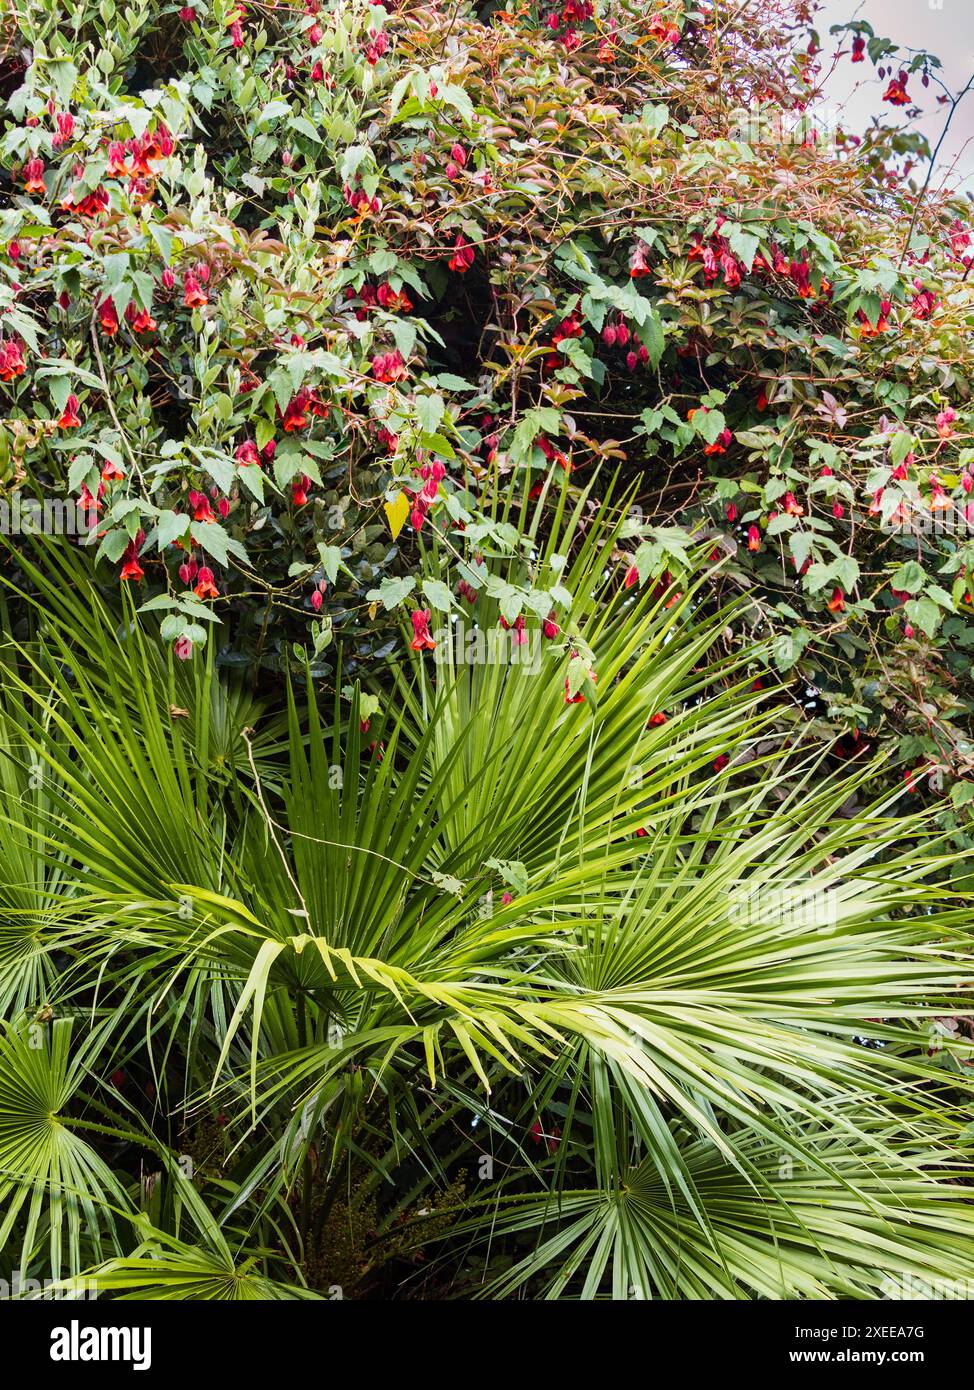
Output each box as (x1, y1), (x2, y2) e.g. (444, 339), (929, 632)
(813, 0), (974, 191)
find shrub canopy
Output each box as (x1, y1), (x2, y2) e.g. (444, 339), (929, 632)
(1, 0), (973, 821)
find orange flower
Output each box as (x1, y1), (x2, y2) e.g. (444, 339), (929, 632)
(194, 566), (219, 600)
(183, 272), (209, 308)
(23, 158), (46, 195)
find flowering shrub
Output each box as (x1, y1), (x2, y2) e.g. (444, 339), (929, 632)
(1, 0), (973, 821)
(3, 0), (974, 1305)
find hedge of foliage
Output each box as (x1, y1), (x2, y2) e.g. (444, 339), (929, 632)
(4, 0), (974, 815)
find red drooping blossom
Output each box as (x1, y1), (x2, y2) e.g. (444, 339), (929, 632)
(376, 282), (413, 313)
(292, 473), (312, 506)
(883, 72), (910, 106)
(194, 566), (219, 600)
(371, 350), (408, 383)
(499, 613), (527, 646)
(183, 271), (208, 308)
(58, 393), (81, 428)
(929, 478), (952, 511)
(98, 296), (120, 336)
(52, 111), (75, 148)
(649, 16), (680, 43)
(188, 490), (214, 523)
(364, 28), (389, 64)
(448, 234), (475, 273)
(410, 608), (436, 651)
(629, 241), (652, 278)
(857, 299), (892, 337)
(911, 284), (937, 320)
(23, 158), (46, 194)
(851, 34), (865, 62)
(105, 141), (129, 176)
(0, 339), (27, 381)
(703, 427), (732, 456)
(936, 407), (956, 440)
(235, 439), (261, 466)
(282, 389), (313, 432)
(61, 180), (110, 218)
(120, 538), (144, 582)
(100, 455), (126, 482)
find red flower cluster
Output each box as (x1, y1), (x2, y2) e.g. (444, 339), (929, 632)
(687, 221), (743, 289)
(407, 459), (446, 530)
(364, 27), (389, 65)
(371, 350), (408, 383)
(0, 339), (26, 381)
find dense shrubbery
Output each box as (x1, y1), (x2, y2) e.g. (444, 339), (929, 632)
(2, 0), (974, 802)
(1, 0), (974, 1300)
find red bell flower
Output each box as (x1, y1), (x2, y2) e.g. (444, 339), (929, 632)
(131, 306), (157, 333)
(23, 158), (46, 195)
(194, 566), (219, 600)
(282, 389), (312, 432)
(912, 289), (936, 320)
(883, 73), (910, 106)
(120, 546), (144, 583)
(183, 271), (209, 308)
(235, 439), (260, 466)
(52, 112), (75, 148)
(292, 473), (312, 506)
(410, 608), (436, 651)
(703, 427), (732, 456)
(98, 296), (120, 336)
(629, 242), (652, 278)
(371, 350), (408, 383)
(376, 282), (413, 313)
(58, 393), (81, 429)
(0, 339), (27, 381)
(448, 235), (475, 273)
(936, 407), (956, 440)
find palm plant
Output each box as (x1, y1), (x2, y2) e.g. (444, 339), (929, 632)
(0, 505), (972, 1300)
